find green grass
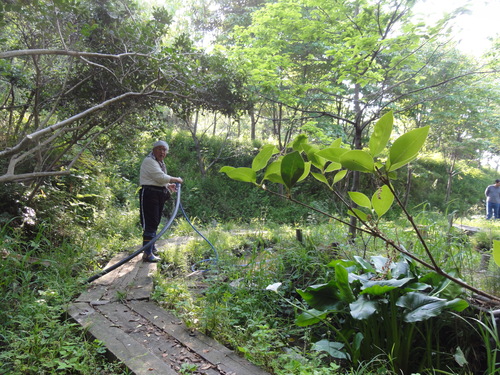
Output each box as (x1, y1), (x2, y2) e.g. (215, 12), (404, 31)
(2, 199), (499, 374)
(150, 216), (500, 375)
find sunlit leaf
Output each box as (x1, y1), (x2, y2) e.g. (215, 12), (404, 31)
(312, 172), (330, 186)
(333, 170), (347, 184)
(219, 166), (256, 183)
(387, 126), (429, 171)
(252, 144), (278, 171)
(349, 191), (371, 209)
(303, 144), (326, 170)
(340, 150), (374, 173)
(330, 138), (343, 148)
(347, 208), (368, 222)
(371, 185), (394, 217)
(289, 134), (309, 152)
(369, 111), (393, 157)
(316, 147), (348, 162)
(325, 161), (342, 172)
(297, 161), (311, 182)
(493, 240), (500, 267)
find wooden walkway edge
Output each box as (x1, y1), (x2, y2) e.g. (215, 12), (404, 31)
(68, 239), (270, 375)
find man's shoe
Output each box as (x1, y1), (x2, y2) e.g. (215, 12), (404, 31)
(143, 253), (161, 263)
(152, 246), (159, 255)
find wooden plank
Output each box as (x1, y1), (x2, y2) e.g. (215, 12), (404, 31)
(68, 302), (177, 375)
(77, 253), (136, 302)
(96, 303), (221, 374)
(101, 254), (144, 302)
(126, 259), (156, 301)
(452, 223), (481, 234)
(77, 253), (156, 303)
(128, 300), (271, 375)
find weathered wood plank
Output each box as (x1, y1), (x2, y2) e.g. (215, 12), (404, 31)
(96, 302), (221, 374)
(76, 253), (134, 302)
(126, 258), (156, 301)
(68, 302), (177, 375)
(128, 300), (271, 375)
(77, 253), (156, 303)
(452, 223), (482, 234)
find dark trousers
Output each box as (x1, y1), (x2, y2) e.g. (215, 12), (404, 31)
(140, 186), (169, 253)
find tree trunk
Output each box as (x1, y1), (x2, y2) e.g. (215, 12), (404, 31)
(249, 107), (256, 141)
(349, 83), (363, 239)
(445, 155), (457, 204)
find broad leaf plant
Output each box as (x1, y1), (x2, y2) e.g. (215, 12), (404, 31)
(221, 111), (500, 371)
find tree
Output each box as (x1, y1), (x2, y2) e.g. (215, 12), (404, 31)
(0, 0), (247, 185)
(226, 0), (498, 235)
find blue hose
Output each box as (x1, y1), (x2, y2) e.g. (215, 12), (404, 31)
(179, 203), (219, 272)
(86, 184), (219, 283)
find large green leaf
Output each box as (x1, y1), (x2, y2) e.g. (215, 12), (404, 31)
(281, 151), (305, 190)
(252, 144), (278, 171)
(297, 161), (311, 182)
(396, 292), (459, 322)
(295, 308), (329, 326)
(360, 277), (413, 296)
(371, 185), (394, 217)
(371, 255), (391, 273)
(340, 150), (374, 173)
(350, 295), (378, 320)
(325, 161), (342, 172)
(303, 144), (326, 170)
(330, 138), (343, 148)
(312, 339), (349, 360)
(333, 169), (347, 184)
(347, 208), (368, 222)
(263, 160), (285, 185)
(387, 126), (429, 172)
(311, 172), (330, 186)
(349, 191), (372, 209)
(369, 111), (393, 157)
(316, 147), (348, 162)
(219, 166), (257, 183)
(289, 134), (309, 152)
(297, 280), (344, 310)
(335, 263), (356, 303)
(353, 256), (375, 272)
(493, 240), (500, 267)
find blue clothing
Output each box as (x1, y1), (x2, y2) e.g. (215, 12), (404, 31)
(485, 184), (500, 219)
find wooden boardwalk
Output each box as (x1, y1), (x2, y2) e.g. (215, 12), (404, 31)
(68, 238), (270, 375)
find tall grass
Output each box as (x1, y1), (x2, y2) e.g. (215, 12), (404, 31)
(151, 210), (500, 374)
(0, 220), (131, 374)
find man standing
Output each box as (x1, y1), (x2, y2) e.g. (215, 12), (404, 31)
(485, 179), (500, 220)
(139, 140), (183, 262)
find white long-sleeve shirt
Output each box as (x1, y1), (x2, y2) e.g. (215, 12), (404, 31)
(485, 184), (500, 204)
(139, 156), (174, 187)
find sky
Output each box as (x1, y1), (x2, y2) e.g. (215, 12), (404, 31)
(411, 0), (499, 56)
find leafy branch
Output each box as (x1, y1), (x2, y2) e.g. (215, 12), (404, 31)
(221, 110), (500, 303)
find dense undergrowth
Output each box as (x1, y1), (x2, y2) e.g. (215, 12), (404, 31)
(152, 217), (500, 375)
(1, 131), (499, 374)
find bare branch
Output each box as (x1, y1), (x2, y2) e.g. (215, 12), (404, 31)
(0, 49), (150, 60)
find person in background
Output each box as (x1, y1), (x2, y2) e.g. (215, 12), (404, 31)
(139, 140), (183, 262)
(484, 179), (500, 220)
